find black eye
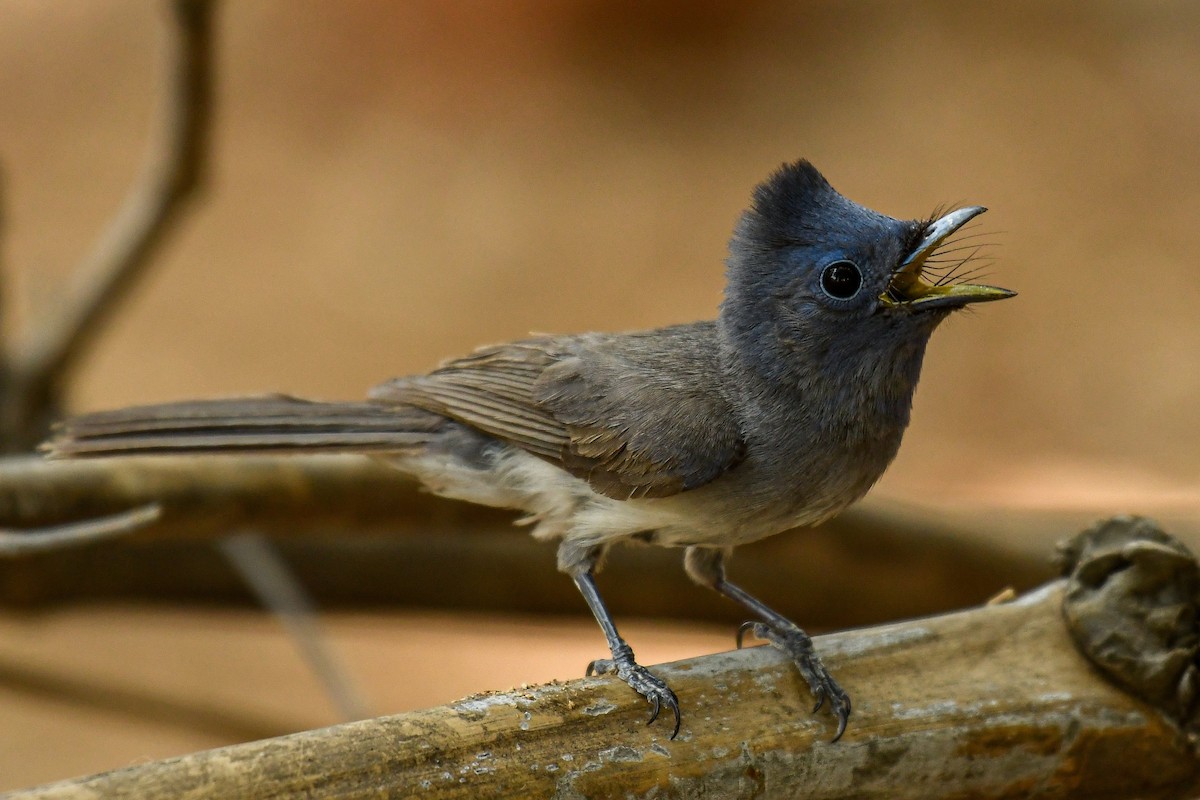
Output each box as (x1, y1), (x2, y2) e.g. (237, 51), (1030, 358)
(820, 260), (863, 300)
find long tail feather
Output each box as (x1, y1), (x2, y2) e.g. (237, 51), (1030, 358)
(44, 395), (443, 458)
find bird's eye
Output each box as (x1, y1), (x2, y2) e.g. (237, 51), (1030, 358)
(820, 260), (863, 300)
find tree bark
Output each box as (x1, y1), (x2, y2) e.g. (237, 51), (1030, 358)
(8, 518), (1199, 799)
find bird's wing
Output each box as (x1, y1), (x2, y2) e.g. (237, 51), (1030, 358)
(370, 341), (568, 462)
(369, 324), (745, 500)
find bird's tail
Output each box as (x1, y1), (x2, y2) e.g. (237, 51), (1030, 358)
(43, 395), (444, 459)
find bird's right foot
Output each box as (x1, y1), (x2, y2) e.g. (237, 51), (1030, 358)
(587, 649), (681, 739)
(738, 620), (851, 741)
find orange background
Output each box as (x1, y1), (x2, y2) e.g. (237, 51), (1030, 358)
(2, 1), (1199, 789)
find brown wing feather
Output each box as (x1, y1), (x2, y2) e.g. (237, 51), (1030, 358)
(369, 343), (570, 461)
(536, 324), (746, 499)
(370, 324), (745, 500)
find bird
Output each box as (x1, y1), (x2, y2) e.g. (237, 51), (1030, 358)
(43, 159), (1014, 742)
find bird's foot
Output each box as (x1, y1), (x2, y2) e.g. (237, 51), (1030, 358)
(737, 620), (851, 741)
(587, 648), (681, 739)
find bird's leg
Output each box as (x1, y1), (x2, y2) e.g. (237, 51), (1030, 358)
(684, 546), (850, 740)
(566, 546), (681, 738)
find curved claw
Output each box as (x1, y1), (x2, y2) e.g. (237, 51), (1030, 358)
(589, 654), (682, 740)
(585, 660), (598, 677)
(642, 684), (681, 740)
(640, 685), (681, 739)
(651, 690), (681, 740)
(750, 620), (853, 742)
(831, 709), (849, 743)
(735, 620), (758, 649)
(667, 696), (681, 740)
(828, 684), (851, 742)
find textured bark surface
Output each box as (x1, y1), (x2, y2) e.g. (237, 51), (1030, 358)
(1058, 516), (1200, 730)
(8, 576), (1199, 799)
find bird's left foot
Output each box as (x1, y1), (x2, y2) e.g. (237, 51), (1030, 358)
(738, 620), (851, 741)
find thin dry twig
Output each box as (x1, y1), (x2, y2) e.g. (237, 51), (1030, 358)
(0, 503), (160, 556)
(3, 0), (214, 448)
(218, 532), (373, 722)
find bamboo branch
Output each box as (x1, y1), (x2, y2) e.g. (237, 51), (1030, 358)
(1, 0), (214, 451)
(8, 518), (1200, 799)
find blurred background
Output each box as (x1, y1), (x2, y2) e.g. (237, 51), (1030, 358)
(1, 0), (1199, 789)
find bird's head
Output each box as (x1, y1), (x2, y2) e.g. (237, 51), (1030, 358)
(719, 160), (1014, 389)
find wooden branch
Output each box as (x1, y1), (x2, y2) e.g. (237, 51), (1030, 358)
(1, 0), (214, 451)
(0, 454), (500, 537)
(0, 455), (1053, 627)
(9, 519), (1200, 799)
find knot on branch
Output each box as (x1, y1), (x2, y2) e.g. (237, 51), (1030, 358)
(1057, 515), (1200, 728)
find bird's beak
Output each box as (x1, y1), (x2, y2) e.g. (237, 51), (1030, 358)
(880, 206), (1015, 310)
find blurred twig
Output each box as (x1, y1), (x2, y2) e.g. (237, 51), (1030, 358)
(0, 0), (369, 739)
(0, 0), (214, 452)
(0, 504), (160, 556)
(0, 166), (7, 345)
(218, 532), (372, 722)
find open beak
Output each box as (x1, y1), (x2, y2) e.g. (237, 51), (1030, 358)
(880, 206), (1015, 310)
